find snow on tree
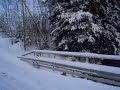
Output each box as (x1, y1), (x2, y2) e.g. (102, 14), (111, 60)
(49, 0), (120, 55)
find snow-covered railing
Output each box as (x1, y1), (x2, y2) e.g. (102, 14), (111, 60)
(20, 50), (120, 66)
(32, 50), (120, 61)
(18, 50), (120, 87)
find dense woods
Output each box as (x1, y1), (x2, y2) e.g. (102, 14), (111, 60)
(0, 0), (120, 55)
(0, 0), (50, 50)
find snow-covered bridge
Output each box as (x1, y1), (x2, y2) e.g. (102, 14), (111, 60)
(18, 50), (120, 87)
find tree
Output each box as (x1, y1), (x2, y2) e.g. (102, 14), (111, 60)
(49, 0), (120, 55)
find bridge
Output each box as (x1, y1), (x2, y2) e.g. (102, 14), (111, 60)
(18, 50), (120, 87)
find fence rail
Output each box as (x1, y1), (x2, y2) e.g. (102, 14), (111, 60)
(32, 50), (120, 61)
(18, 50), (120, 87)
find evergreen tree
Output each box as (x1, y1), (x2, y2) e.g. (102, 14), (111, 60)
(49, 0), (120, 55)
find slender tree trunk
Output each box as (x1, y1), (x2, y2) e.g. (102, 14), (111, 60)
(22, 0), (26, 50)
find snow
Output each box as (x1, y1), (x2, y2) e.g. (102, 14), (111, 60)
(42, 0), (46, 2)
(91, 23), (102, 33)
(0, 37), (120, 90)
(61, 10), (93, 24)
(58, 39), (66, 47)
(77, 35), (95, 43)
(88, 35), (95, 42)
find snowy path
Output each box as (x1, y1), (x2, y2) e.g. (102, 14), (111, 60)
(0, 37), (120, 90)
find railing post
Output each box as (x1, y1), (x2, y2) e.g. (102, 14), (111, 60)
(38, 52), (41, 57)
(85, 58), (89, 63)
(33, 52), (36, 56)
(54, 54), (56, 58)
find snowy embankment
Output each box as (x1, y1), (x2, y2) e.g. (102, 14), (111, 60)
(0, 37), (120, 90)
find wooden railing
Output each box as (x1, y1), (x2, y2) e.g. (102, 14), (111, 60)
(21, 50), (120, 64)
(18, 50), (120, 87)
(32, 50), (120, 61)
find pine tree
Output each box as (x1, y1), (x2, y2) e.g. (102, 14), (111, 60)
(49, 0), (120, 55)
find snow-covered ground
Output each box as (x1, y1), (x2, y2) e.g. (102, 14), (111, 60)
(0, 37), (120, 90)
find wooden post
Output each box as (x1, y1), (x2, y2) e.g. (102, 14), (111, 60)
(86, 58), (89, 63)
